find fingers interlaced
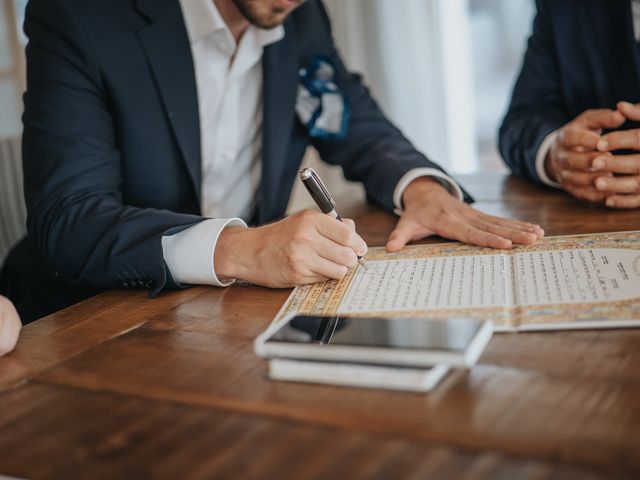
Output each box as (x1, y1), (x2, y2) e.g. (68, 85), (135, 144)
(561, 127), (601, 150)
(560, 109), (626, 153)
(598, 129), (640, 152)
(577, 109), (625, 130)
(595, 175), (640, 194)
(617, 101), (640, 122)
(560, 169), (605, 187)
(556, 149), (601, 171)
(606, 194), (640, 209)
(593, 155), (640, 174)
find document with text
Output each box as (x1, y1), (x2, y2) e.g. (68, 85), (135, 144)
(273, 231), (640, 332)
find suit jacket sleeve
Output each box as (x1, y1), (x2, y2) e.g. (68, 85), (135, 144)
(306, 1), (472, 212)
(22, 0), (203, 294)
(499, 0), (570, 184)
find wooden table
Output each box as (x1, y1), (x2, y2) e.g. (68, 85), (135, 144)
(1, 172), (640, 479)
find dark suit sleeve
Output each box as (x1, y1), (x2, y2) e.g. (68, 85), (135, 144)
(306, 1), (472, 212)
(499, 0), (570, 184)
(22, 0), (203, 294)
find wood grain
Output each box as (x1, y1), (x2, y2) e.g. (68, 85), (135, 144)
(1, 172), (640, 478)
(37, 325), (640, 475)
(0, 382), (629, 480)
(0, 288), (206, 389)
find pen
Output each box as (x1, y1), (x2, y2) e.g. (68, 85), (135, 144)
(299, 167), (368, 271)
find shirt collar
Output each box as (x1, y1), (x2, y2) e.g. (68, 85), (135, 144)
(179, 0), (284, 48)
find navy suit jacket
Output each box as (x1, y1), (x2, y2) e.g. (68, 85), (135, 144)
(3, 0), (466, 322)
(500, 0), (640, 183)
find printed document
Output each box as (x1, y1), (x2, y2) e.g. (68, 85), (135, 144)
(273, 231), (640, 331)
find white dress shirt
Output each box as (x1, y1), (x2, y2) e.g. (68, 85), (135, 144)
(162, 0), (462, 287)
(536, 0), (640, 187)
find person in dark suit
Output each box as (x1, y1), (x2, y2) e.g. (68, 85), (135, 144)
(2, 0), (543, 323)
(500, 0), (640, 209)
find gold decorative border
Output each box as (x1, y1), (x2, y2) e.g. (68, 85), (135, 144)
(364, 230), (640, 261)
(272, 231), (640, 330)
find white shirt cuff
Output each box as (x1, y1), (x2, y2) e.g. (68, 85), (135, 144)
(393, 168), (464, 216)
(161, 218), (247, 287)
(535, 130), (562, 188)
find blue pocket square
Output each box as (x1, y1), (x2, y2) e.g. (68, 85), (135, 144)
(296, 55), (350, 140)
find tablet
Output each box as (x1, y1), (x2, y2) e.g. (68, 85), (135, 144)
(255, 314), (493, 368)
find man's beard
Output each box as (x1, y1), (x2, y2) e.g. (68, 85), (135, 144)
(231, 0), (287, 29)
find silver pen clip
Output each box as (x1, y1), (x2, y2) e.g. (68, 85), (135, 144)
(307, 168), (336, 208)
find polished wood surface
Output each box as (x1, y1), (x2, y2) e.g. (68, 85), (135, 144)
(1, 172), (640, 479)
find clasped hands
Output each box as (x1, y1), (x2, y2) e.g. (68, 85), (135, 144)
(545, 101), (640, 209)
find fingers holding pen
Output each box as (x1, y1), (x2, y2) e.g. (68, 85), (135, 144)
(314, 233), (359, 269)
(314, 213), (368, 257)
(288, 211), (366, 281)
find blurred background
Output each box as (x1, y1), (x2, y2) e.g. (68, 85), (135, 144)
(293, 0), (535, 209)
(0, 0), (534, 261)
(0, 0), (26, 138)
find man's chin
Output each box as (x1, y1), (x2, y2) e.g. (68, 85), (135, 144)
(232, 0), (304, 29)
(276, 0), (303, 12)
(253, 12), (288, 29)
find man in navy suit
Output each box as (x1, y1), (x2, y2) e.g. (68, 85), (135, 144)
(501, 0), (640, 209)
(2, 0), (543, 322)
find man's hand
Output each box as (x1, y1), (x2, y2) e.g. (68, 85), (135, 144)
(590, 101), (640, 209)
(386, 178), (544, 252)
(544, 109), (625, 203)
(214, 210), (367, 288)
(0, 296), (21, 356)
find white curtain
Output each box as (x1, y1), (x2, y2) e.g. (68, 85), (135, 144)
(323, 0), (477, 173)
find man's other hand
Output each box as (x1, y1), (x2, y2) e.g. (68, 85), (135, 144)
(544, 109), (625, 203)
(386, 178), (544, 252)
(0, 296), (21, 356)
(214, 210), (367, 288)
(589, 101), (640, 209)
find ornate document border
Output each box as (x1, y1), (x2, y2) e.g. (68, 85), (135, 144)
(272, 231), (640, 332)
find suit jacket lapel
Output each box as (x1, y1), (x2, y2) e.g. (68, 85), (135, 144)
(136, 0), (202, 201)
(260, 23), (300, 222)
